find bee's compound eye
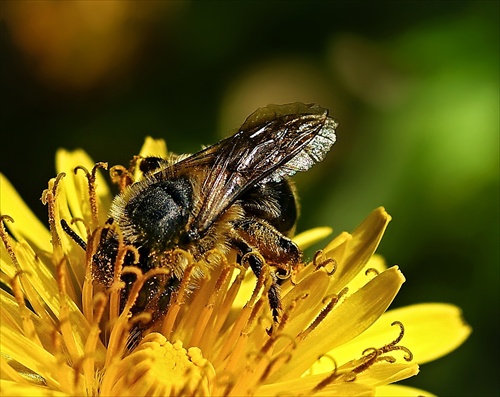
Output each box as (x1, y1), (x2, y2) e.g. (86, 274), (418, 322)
(139, 157), (163, 174)
(180, 228), (200, 246)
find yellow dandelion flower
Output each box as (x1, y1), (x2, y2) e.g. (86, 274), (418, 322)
(0, 137), (471, 397)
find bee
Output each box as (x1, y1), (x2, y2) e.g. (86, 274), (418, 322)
(85, 102), (337, 328)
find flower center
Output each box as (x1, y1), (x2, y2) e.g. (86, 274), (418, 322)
(100, 333), (215, 396)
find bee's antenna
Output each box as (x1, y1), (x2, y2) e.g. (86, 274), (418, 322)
(60, 219), (87, 251)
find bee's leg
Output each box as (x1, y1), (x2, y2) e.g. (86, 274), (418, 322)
(268, 272), (282, 324)
(230, 236), (282, 323)
(232, 218), (302, 322)
(233, 218), (301, 270)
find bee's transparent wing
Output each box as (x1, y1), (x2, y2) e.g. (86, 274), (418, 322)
(177, 103), (338, 235)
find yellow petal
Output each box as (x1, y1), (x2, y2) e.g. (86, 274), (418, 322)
(255, 373), (374, 396)
(375, 383), (436, 397)
(344, 254), (389, 294)
(328, 207), (392, 291)
(277, 271), (335, 348)
(378, 303), (471, 364)
(354, 363), (419, 386)
(294, 227), (333, 250)
(55, 148), (112, 228)
(1, 240), (62, 316)
(269, 266), (405, 382)
(0, 289), (51, 350)
(0, 174), (51, 252)
(1, 244), (98, 365)
(0, 380), (71, 397)
(134, 137), (169, 180)
(139, 136), (168, 158)
(325, 303), (471, 367)
(1, 323), (83, 393)
(230, 270), (257, 310)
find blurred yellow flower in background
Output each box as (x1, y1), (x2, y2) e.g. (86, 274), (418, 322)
(2, 1), (179, 92)
(0, 138), (471, 396)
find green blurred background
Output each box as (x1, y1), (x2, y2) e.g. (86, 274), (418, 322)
(1, 1), (498, 395)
